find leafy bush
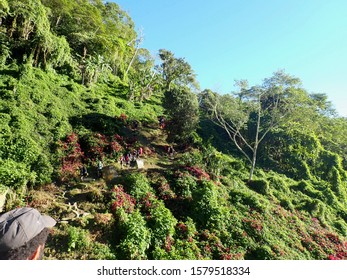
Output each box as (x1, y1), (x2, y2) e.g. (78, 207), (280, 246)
(316, 150), (343, 180)
(328, 167), (347, 201)
(67, 226), (91, 252)
(279, 197), (295, 212)
(191, 180), (230, 231)
(245, 244), (274, 260)
(178, 150), (203, 167)
(0, 159), (35, 191)
(174, 171), (197, 199)
(121, 172), (154, 200)
(147, 200), (177, 246)
(229, 187), (268, 213)
(247, 179), (270, 195)
(333, 220), (347, 237)
(117, 209), (151, 260)
(152, 176), (176, 200)
(163, 87), (199, 143)
(292, 180), (322, 199)
(111, 185), (136, 214)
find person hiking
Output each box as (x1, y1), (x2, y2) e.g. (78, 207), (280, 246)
(138, 146), (143, 157)
(97, 159), (103, 178)
(120, 155), (126, 168)
(167, 145), (175, 158)
(125, 152), (131, 166)
(132, 149), (138, 160)
(158, 116), (165, 129)
(0, 207), (56, 260)
(80, 165), (88, 181)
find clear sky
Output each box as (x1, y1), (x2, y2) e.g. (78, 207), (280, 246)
(113, 0), (347, 117)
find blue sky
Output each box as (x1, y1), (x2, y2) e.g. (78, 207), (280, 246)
(113, 0), (347, 117)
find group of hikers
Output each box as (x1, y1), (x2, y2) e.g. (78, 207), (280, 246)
(79, 146), (144, 181)
(119, 147), (143, 168)
(78, 115), (173, 181)
(80, 159), (103, 181)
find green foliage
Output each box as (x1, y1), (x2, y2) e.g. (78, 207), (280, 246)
(247, 179), (270, 195)
(200, 71), (307, 181)
(293, 181), (322, 199)
(202, 145), (231, 179)
(67, 226), (91, 252)
(121, 172), (154, 200)
(117, 209), (151, 260)
(148, 200), (177, 246)
(158, 49), (199, 91)
(0, 159), (35, 190)
(191, 180), (230, 231)
(178, 150), (203, 167)
(260, 129), (322, 179)
(163, 86), (199, 143)
(246, 244), (274, 260)
(317, 150), (344, 180)
(229, 185), (268, 213)
(174, 171), (197, 199)
(333, 220), (347, 237)
(328, 167), (347, 202)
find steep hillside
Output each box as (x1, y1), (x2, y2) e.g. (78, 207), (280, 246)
(0, 65), (347, 260)
(1, 0), (347, 260)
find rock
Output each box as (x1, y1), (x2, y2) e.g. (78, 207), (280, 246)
(0, 187), (8, 212)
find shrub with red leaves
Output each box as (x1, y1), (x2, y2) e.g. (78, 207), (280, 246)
(158, 181), (176, 200)
(111, 185), (136, 214)
(117, 113), (127, 124)
(176, 222), (188, 233)
(58, 133), (84, 181)
(185, 166), (210, 181)
(165, 235), (173, 252)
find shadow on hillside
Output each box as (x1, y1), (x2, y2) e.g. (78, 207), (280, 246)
(69, 113), (120, 135)
(0, 69), (20, 79)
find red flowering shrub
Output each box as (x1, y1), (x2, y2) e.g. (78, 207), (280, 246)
(176, 222), (188, 233)
(58, 133), (84, 181)
(185, 166), (210, 181)
(156, 177), (176, 200)
(88, 133), (108, 159)
(80, 132), (126, 160)
(242, 218), (263, 232)
(296, 217), (347, 260)
(199, 229), (232, 259)
(113, 134), (124, 144)
(109, 140), (123, 154)
(111, 185), (136, 214)
(165, 235), (173, 252)
(139, 192), (158, 219)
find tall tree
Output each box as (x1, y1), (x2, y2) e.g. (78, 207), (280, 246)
(163, 86), (199, 143)
(158, 49), (200, 142)
(201, 70), (305, 181)
(127, 48), (158, 102)
(158, 49), (199, 92)
(1, 0), (71, 68)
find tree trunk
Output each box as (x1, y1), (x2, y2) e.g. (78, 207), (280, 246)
(248, 146), (258, 181)
(249, 97), (262, 181)
(55, 15), (61, 28)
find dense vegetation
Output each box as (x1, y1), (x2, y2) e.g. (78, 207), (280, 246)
(1, 0), (347, 260)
